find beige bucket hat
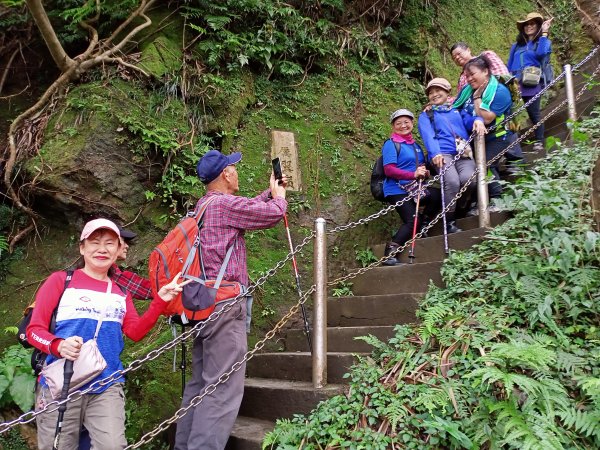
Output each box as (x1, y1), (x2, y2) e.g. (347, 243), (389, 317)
(517, 12), (544, 31)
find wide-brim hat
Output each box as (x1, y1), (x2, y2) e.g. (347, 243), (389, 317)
(390, 108), (414, 124)
(426, 77), (452, 94)
(517, 12), (544, 30)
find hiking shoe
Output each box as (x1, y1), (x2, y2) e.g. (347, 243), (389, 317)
(466, 206), (479, 217)
(383, 242), (402, 266)
(488, 199), (502, 213)
(446, 221), (462, 234)
(382, 257), (400, 266)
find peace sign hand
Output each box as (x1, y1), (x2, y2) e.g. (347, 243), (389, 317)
(157, 272), (192, 302)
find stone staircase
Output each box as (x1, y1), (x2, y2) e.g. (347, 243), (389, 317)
(226, 205), (518, 449)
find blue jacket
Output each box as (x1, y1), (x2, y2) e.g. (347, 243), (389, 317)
(507, 37), (552, 75)
(382, 139), (425, 197)
(418, 106), (482, 159)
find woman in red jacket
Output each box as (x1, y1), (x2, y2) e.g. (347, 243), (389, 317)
(28, 218), (186, 450)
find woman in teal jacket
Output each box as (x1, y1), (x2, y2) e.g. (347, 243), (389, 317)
(453, 56), (521, 209)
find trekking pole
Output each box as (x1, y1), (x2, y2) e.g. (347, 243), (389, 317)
(52, 360), (75, 450)
(440, 165), (450, 256)
(283, 213), (312, 352)
(408, 179), (423, 264)
(180, 325), (186, 397)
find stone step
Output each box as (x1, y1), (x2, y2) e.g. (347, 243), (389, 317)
(372, 227), (487, 262)
(351, 261), (442, 296)
(226, 416), (274, 450)
(238, 378), (346, 422)
(286, 325), (396, 352)
(428, 210), (510, 236)
(246, 352), (358, 383)
(327, 293), (423, 326)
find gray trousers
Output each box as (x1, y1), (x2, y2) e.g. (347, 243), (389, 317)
(35, 383), (126, 450)
(174, 300), (247, 450)
(440, 154), (476, 212)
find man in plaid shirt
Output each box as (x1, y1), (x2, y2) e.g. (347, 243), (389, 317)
(451, 42), (509, 93)
(111, 228), (153, 300)
(175, 150), (287, 450)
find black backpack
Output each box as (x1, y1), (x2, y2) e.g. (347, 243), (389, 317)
(370, 141), (401, 201)
(17, 270), (73, 375)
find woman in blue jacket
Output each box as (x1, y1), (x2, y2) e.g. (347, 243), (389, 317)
(507, 12), (553, 151)
(382, 109), (441, 266)
(453, 56), (522, 210)
(418, 78), (485, 232)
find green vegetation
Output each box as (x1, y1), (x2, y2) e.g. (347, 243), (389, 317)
(0, 345), (36, 413)
(1, 0), (597, 446)
(264, 110), (600, 448)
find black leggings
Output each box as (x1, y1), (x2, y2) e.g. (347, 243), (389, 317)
(386, 188), (442, 247)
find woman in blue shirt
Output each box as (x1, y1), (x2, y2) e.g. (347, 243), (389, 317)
(507, 12), (553, 151)
(381, 109), (441, 266)
(418, 77), (485, 232)
(453, 56), (522, 208)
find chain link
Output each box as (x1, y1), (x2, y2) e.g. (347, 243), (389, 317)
(126, 284), (317, 448)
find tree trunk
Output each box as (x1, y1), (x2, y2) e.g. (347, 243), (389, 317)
(24, 0), (76, 73)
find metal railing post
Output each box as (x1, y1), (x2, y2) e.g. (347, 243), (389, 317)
(564, 64), (577, 122)
(475, 133), (491, 228)
(312, 218), (327, 388)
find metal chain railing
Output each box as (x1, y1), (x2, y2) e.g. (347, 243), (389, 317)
(126, 284), (316, 448)
(2, 46), (598, 441)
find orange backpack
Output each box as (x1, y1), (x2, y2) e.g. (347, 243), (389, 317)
(148, 198), (242, 325)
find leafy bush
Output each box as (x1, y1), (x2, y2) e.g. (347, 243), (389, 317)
(0, 345), (36, 413)
(264, 109), (600, 449)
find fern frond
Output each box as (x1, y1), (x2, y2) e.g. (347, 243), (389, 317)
(558, 408), (600, 439)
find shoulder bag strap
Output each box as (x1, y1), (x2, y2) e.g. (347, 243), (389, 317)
(93, 279), (113, 340)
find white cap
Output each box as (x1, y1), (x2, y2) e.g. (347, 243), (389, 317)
(80, 219), (120, 241)
(390, 109), (414, 123)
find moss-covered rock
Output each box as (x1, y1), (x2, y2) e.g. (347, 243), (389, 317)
(139, 35), (183, 78)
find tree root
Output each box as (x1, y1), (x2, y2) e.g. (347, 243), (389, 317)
(2, 0), (157, 251)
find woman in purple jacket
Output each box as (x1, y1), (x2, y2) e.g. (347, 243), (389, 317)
(507, 12), (553, 151)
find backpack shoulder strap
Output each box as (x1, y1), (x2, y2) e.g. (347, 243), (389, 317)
(426, 109), (439, 139)
(49, 269), (75, 333)
(181, 197), (216, 276)
(391, 139), (401, 163)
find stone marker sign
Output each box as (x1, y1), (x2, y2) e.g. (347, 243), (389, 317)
(271, 130), (302, 191)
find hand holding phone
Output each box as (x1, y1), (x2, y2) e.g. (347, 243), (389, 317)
(272, 157), (283, 184)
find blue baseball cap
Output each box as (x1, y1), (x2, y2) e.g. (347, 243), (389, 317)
(196, 150), (242, 184)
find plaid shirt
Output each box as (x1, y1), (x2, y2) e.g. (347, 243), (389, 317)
(197, 190), (287, 286)
(112, 265), (154, 300)
(457, 50), (509, 93)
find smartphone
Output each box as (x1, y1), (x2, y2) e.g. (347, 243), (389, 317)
(272, 157), (283, 183)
